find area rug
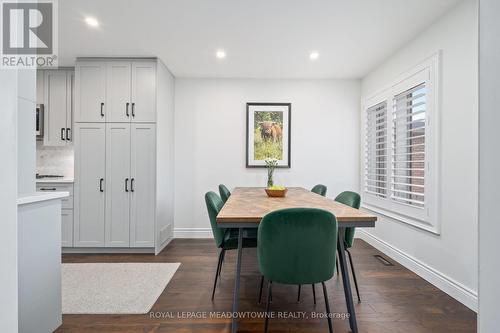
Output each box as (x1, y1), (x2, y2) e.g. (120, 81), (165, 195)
(62, 262), (180, 314)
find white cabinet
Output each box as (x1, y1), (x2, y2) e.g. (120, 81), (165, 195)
(75, 60), (156, 124)
(106, 62), (132, 122)
(36, 182), (75, 247)
(105, 123), (131, 247)
(41, 69), (74, 146)
(74, 61), (106, 123)
(130, 124), (156, 247)
(131, 62), (156, 122)
(74, 123), (106, 247)
(74, 58), (173, 253)
(61, 209), (74, 247)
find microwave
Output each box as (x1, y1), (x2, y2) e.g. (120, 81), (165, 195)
(36, 104), (44, 139)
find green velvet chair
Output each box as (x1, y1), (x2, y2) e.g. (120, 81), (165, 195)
(311, 184), (327, 196)
(205, 191), (257, 300)
(258, 208), (338, 333)
(218, 184), (231, 203)
(335, 191), (361, 302)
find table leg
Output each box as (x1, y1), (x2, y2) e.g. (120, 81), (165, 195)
(231, 228), (243, 333)
(338, 227), (358, 333)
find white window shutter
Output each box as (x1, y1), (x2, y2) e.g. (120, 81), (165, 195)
(391, 83), (426, 208)
(365, 102), (388, 198)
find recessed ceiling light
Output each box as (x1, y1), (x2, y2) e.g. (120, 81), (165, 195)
(84, 17), (99, 28)
(309, 52), (319, 60)
(216, 50), (226, 59)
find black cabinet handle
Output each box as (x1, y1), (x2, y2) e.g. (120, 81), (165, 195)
(61, 128), (66, 140)
(99, 178), (104, 192)
(125, 178), (129, 192)
(100, 102), (105, 117)
(126, 102), (130, 117)
(131, 178), (135, 192)
(40, 187), (56, 191)
(66, 128), (71, 141)
(131, 103), (135, 117)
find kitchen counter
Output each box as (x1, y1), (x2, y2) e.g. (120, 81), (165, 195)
(17, 191), (69, 205)
(36, 178), (74, 183)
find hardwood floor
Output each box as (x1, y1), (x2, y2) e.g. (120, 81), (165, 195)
(58, 239), (476, 333)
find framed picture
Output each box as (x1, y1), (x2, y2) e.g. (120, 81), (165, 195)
(246, 102), (291, 168)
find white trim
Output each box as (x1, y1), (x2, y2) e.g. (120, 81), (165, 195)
(360, 51), (441, 234)
(356, 229), (478, 312)
(174, 228), (213, 238)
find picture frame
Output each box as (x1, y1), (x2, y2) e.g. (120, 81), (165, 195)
(246, 102), (291, 168)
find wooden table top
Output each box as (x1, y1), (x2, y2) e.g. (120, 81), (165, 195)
(216, 187), (377, 226)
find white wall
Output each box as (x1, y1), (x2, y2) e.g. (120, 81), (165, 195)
(359, 0), (478, 310)
(478, 0), (500, 330)
(174, 78), (360, 235)
(0, 70), (19, 332)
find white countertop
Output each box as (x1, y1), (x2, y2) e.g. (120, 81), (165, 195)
(36, 178), (74, 183)
(17, 191), (70, 205)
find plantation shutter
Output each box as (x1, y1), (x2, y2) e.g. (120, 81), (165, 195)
(391, 83), (426, 208)
(365, 102), (388, 198)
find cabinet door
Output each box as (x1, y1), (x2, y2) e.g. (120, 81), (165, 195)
(66, 71), (74, 143)
(74, 61), (106, 122)
(106, 62), (132, 123)
(130, 124), (156, 247)
(74, 123), (106, 247)
(44, 70), (68, 146)
(131, 62), (156, 122)
(61, 210), (73, 247)
(105, 123), (131, 247)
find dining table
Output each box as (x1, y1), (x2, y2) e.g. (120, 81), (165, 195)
(216, 187), (377, 333)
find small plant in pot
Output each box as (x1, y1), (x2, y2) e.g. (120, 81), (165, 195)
(264, 158), (287, 197)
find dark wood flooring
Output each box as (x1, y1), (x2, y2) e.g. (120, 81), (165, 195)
(57, 239), (476, 333)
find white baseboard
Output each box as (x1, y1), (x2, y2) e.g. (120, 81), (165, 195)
(174, 227), (212, 238)
(356, 229), (478, 312)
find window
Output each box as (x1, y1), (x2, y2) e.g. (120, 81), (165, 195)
(362, 53), (439, 233)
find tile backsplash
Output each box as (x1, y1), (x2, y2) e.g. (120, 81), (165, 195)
(36, 141), (74, 177)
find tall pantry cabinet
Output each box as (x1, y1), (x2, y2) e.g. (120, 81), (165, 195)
(73, 58), (174, 254)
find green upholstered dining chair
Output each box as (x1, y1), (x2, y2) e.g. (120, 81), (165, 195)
(334, 191), (362, 302)
(293, 184), (328, 304)
(311, 184), (327, 196)
(218, 184), (231, 204)
(258, 208), (338, 333)
(205, 191), (258, 300)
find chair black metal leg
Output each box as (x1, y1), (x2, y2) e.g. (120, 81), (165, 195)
(211, 249), (224, 301)
(219, 249), (226, 277)
(258, 276), (264, 304)
(346, 248), (361, 303)
(312, 284), (316, 305)
(297, 284), (302, 303)
(321, 282), (333, 333)
(264, 281), (273, 333)
(335, 256), (339, 276)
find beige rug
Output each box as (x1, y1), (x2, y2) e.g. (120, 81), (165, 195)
(62, 262), (180, 314)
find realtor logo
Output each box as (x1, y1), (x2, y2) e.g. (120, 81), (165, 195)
(1, 0), (58, 68)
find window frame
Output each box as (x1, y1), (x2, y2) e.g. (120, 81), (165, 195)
(361, 52), (441, 234)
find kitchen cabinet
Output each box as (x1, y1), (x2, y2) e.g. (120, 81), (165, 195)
(74, 61), (106, 123)
(75, 59), (156, 124)
(61, 210), (73, 247)
(131, 62), (156, 122)
(75, 123), (156, 248)
(105, 123), (131, 247)
(36, 182), (74, 247)
(130, 124), (156, 247)
(74, 123), (106, 247)
(41, 69), (74, 146)
(73, 58), (173, 254)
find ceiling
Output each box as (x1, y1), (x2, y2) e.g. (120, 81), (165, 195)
(59, 0), (462, 79)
